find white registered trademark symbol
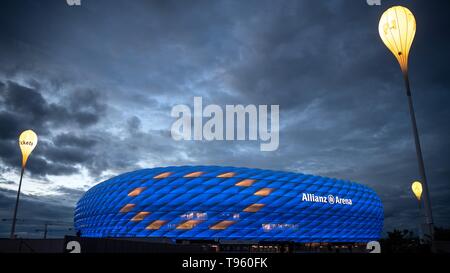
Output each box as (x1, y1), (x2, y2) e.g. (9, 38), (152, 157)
(328, 195), (335, 204)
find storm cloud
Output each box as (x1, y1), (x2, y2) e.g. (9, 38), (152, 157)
(0, 0), (449, 237)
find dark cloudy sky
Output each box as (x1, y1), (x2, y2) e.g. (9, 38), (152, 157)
(0, 0), (449, 238)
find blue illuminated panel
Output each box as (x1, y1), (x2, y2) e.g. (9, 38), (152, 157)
(74, 166), (383, 242)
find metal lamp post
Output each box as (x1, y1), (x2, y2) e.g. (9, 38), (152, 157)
(10, 129), (38, 239)
(378, 6), (434, 242)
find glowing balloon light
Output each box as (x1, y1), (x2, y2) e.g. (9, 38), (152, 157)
(411, 181), (423, 201)
(378, 6), (416, 74)
(379, 6), (435, 243)
(19, 129), (38, 167)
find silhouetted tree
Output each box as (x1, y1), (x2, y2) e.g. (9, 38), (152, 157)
(382, 229), (420, 253)
(434, 227), (450, 241)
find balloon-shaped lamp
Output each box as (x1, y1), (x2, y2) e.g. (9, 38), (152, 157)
(378, 6), (434, 242)
(379, 6), (416, 74)
(411, 181), (423, 201)
(19, 130), (38, 168)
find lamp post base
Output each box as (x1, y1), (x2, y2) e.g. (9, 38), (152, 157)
(10, 167), (25, 239)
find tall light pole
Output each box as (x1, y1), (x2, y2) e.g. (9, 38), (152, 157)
(378, 6), (434, 242)
(35, 223), (48, 239)
(10, 129), (38, 239)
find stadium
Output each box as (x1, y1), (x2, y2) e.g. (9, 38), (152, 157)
(74, 166), (383, 247)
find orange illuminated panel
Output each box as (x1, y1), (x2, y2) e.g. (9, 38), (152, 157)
(217, 172), (235, 178)
(146, 220), (167, 230)
(128, 187), (146, 197)
(184, 171), (204, 178)
(176, 220), (202, 229)
(131, 212), (150, 222)
(210, 220), (235, 230)
(120, 204), (135, 213)
(243, 204), (265, 212)
(154, 172), (172, 179)
(254, 188), (274, 196)
(235, 179), (256, 187)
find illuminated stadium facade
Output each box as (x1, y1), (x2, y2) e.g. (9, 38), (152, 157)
(74, 166), (383, 242)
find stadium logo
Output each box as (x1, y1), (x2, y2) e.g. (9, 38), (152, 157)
(302, 193), (352, 206)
